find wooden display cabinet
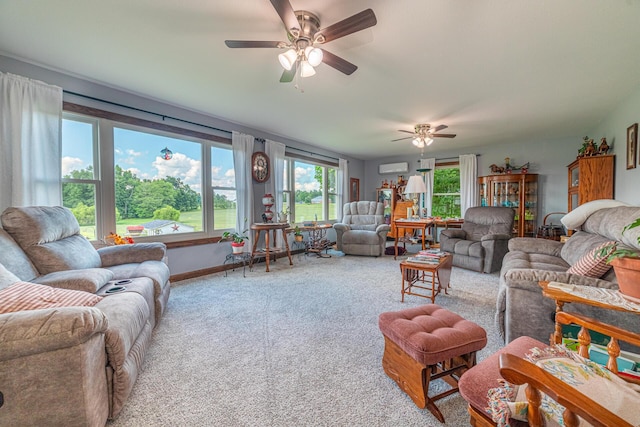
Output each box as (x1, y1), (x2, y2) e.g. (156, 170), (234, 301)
(377, 187), (410, 239)
(478, 174), (538, 237)
(567, 154), (614, 212)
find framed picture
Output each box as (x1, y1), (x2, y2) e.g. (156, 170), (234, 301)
(627, 123), (638, 170)
(350, 178), (360, 202)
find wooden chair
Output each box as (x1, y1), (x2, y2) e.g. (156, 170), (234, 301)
(460, 311), (640, 427)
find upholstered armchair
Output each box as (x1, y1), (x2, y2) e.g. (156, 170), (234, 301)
(333, 201), (390, 256)
(439, 206), (514, 273)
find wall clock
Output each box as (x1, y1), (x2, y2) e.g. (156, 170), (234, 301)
(252, 151), (270, 183)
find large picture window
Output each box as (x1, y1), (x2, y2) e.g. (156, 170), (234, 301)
(62, 108), (232, 242)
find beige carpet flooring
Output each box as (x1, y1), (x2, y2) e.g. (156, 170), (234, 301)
(108, 248), (504, 427)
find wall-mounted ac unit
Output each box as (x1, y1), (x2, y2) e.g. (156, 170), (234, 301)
(378, 162), (409, 174)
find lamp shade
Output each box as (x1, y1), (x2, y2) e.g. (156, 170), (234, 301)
(300, 60), (316, 77)
(278, 49), (297, 70)
(403, 175), (427, 194)
(305, 46), (323, 67)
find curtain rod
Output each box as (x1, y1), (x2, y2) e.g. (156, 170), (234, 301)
(416, 154), (482, 162)
(285, 146), (340, 163)
(63, 90), (232, 136)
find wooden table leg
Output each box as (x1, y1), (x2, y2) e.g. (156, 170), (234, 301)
(400, 264), (406, 302)
(264, 230), (271, 272)
(282, 229), (293, 266)
(394, 223), (399, 259)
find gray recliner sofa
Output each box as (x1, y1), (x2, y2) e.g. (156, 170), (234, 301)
(333, 201), (390, 256)
(496, 205), (640, 345)
(0, 206), (171, 425)
(439, 206), (515, 273)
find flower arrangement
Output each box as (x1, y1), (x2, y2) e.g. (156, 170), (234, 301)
(105, 232), (135, 245)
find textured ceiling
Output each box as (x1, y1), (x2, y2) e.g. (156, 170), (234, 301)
(2, 0), (640, 160)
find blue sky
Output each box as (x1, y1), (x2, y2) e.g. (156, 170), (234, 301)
(62, 119), (321, 198)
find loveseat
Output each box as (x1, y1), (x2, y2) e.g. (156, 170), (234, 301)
(496, 204), (640, 344)
(0, 206), (171, 426)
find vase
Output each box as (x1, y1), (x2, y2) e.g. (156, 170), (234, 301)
(611, 257), (640, 301)
(231, 242), (245, 254)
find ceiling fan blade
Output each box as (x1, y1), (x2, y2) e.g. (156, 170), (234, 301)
(269, 0), (300, 36)
(432, 133), (456, 138)
(320, 49), (357, 75)
(432, 124), (448, 133)
(391, 136), (413, 142)
(315, 9), (377, 43)
(397, 130), (415, 135)
(280, 62), (297, 83)
(225, 40), (283, 48)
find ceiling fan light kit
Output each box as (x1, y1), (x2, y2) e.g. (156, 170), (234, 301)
(224, 0), (377, 83)
(393, 123), (457, 148)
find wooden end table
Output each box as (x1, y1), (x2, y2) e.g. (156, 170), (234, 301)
(400, 254), (452, 303)
(250, 222), (293, 272)
(393, 218), (434, 259)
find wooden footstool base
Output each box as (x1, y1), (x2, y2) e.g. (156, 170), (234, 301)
(378, 304), (488, 423)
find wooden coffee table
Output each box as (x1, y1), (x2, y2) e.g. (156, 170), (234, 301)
(400, 254), (452, 303)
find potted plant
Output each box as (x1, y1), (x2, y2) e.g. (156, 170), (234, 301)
(278, 208), (290, 223)
(294, 226), (304, 242)
(220, 226), (249, 254)
(599, 217), (640, 300)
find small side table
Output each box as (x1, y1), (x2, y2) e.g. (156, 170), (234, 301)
(400, 254), (452, 303)
(393, 219), (434, 259)
(223, 252), (252, 277)
(250, 222), (293, 272)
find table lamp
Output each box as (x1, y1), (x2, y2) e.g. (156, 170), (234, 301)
(403, 175), (427, 218)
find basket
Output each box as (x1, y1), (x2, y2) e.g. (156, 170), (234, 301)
(536, 212), (566, 241)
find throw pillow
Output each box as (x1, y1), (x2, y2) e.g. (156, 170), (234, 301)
(566, 241), (616, 278)
(0, 281), (102, 314)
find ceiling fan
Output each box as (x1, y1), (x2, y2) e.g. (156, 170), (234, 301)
(392, 124), (457, 148)
(224, 0), (377, 83)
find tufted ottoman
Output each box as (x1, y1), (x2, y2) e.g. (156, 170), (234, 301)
(378, 304), (487, 423)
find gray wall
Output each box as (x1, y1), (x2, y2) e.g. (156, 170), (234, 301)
(365, 136), (577, 224)
(590, 84), (640, 205)
(1, 55), (358, 275)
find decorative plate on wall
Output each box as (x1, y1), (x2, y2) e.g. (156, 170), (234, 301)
(252, 151), (270, 183)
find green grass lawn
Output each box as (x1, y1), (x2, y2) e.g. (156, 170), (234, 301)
(81, 203), (338, 240)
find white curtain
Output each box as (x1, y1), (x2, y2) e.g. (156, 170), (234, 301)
(265, 139), (286, 218)
(232, 131), (254, 245)
(266, 139), (286, 246)
(0, 72), (63, 212)
(337, 158), (348, 220)
(459, 154), (478, 217)
(420, 158), (436, 216)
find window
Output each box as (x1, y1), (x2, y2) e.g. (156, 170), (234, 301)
(61, 115), (100, 240)
(286, 158), (338, 223)
(432, 164), (461, 218)
(61, 107), (232, 242)
(211, 146), (236, 231)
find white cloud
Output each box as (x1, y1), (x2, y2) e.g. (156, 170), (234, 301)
(152, 152), (201, 186)
(126, 149), (142, 157)
(61, 156), (86, 176)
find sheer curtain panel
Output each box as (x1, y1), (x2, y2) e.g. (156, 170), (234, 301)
(459, 154), (478, 216)
(337, 158), (348, 220)
(420, 158), (436, 216)
(0, 72), (63, 212)
(266, 139), (286, 246)
(232, 131), (255, 243)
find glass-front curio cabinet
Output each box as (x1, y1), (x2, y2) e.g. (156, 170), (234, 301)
(478, 173), (538, 237)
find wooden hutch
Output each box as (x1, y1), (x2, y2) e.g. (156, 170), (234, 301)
(567, 154), (614, 212)
(377, 178), (409, 239)
(478, 173), (538, 237)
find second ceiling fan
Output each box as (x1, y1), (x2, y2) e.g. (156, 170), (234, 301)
(392, 124), (456, 148)
(224, 0), (377, 82)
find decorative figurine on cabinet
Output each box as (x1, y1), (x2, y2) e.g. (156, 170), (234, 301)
(598, 137), (610, 154)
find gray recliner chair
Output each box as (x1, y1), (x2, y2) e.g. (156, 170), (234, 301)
(333, 201), (390, 256)
(439, 206), (515, 273)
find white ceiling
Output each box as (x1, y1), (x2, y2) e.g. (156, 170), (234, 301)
(2, 0), (640, 160)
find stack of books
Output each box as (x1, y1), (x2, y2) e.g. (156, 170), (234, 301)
(406, 249), (447, 265)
